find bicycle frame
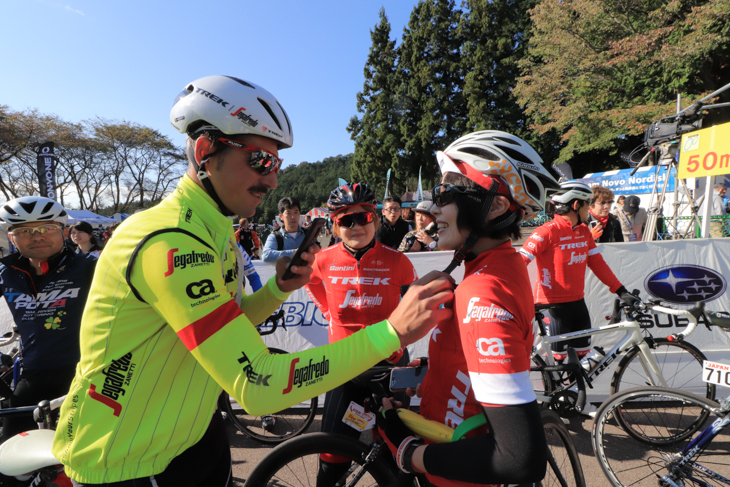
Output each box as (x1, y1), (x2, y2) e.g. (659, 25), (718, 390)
(533, 303), (699, 403)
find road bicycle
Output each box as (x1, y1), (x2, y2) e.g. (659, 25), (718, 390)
(220, 309), (319, 444)
(0, 396), (69, 486)
(592, 385), (730, 487)
(245, 362), (587, 487)
(531, 298), (720, 419)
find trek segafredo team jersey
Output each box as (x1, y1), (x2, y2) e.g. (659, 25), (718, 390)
(305, 241), (417, 343)
(420, 242), (536, 487)
(52, 175), (401, 484)
(518, 216), (621, 304)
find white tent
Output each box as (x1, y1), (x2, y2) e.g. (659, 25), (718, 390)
(66, 210), (117, 226)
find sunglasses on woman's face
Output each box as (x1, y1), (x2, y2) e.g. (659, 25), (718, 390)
(335, 211), (375, 228)
(216, 137), (282, 175)
(432, 184), (483, 207)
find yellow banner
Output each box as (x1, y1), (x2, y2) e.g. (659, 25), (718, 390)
(678, 122), (730, 178)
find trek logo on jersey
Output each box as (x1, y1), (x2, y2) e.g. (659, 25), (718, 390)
(329, 265), (355, 271)
(463, 298), (513, 324)
(445, 370), (471, 428)
(282, 356), (330, 394)
(238, 351), (271, 386)
(185, 208), (193, 223)
(186, 279), (215, 299)
(329, 276), (390, 285)
(89, 352), (135, 417)
(230, 107), (259, 127)
(4, 288), (81, 310)
(559, 241), (588, 250)
(338, 290), (383, 309)
(165, 249), (215, 277)
(567, 252), (587, 265)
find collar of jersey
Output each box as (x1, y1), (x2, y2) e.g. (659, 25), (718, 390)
(176, 174), (237, 238)
(464, 240), (513, 274)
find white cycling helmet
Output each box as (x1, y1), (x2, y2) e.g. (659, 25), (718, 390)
(437, 130), (559, 220)
(170, 75), (293, 149)
(550, 180), (593, 204)
(0, 196), (68, 230)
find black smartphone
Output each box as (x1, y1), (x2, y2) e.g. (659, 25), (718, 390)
(281, 218), (326, 280)
(389, 366), (426, 392)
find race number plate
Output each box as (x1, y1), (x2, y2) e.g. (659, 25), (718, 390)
(703, 361), (730, 388)
(342, 401), (375, 432)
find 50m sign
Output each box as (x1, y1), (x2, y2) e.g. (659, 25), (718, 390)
(678, 122), (730, 178)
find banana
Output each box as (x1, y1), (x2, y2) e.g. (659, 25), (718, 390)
(395, 408), (454, 443)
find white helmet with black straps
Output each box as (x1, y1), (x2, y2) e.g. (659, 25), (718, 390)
(550, 180), (593, 204)
(437, 130), (559, 220)
(170, 75), (293, 149)
(0, 196), (68, 230)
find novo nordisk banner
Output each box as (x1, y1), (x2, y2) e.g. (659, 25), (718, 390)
(37, 141), (57, 200)
(579, 165), (676, 195)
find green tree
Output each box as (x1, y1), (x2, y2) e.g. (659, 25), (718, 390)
(347, 8), (402, 194)
(515, 0), (730, 170)
(397, 0), (465, 188)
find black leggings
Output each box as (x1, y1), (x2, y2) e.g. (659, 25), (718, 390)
(0, 365), (76, 444)
(544, 299), (592, 358)
(70, 409), (231, 486)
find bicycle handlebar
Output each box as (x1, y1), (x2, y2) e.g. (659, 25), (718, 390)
(0, 330), (19, 347)
(644, 302), (703, 342)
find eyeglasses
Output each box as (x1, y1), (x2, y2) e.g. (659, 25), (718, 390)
(9, 224), (63, 238)
(382, 207), (401, 214)
(216, 137), (283, 175)
(432, 184), (483, 207)
(595, 200), (614, 206)
(336, 211), (375, 228)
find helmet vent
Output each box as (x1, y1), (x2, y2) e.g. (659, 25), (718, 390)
(19, 201), (36, 214)
(3, 205), (18, 216)
(459, 147), (502, 161)
(524, 173), (541, 199)
(257, 98), (283, 131)
(41, 201), (55, 214)
(224, 76), (255, 89)
(276, 100), (292, 135)
(38, 215), (54, 220)
(493, 136), (521, 146)
(499, 146), (534, 166)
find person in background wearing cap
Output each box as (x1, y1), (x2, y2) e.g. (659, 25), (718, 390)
(50, 75), (453, 486)
(699, 183), (727, 238)
(398, 201), (439, 252)
(612, 195), (647, 241)
(0, 197), (97, 446)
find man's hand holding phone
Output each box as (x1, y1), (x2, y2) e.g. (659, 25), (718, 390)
(275, 244), (319, 293)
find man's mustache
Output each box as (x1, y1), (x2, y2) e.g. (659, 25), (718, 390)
(249, 185), (268, 195)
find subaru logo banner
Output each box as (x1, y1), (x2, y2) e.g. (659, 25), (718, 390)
(644, 265), (726, 304)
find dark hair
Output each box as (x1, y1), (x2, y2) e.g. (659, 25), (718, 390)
(441, 172), (521, 241)
(71, 221), (101, 248)
(278, 197), (301, 214)
(382, 196), (402, 207)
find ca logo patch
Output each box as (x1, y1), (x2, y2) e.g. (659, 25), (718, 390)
(186, 279), (215, 299)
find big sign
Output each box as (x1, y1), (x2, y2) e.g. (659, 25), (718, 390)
(678, 121), (730, 179)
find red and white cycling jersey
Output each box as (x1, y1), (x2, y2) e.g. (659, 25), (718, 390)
(518, 217), (621, 304)
(420, 242), (536, 487)
(305, 242), (417, 343)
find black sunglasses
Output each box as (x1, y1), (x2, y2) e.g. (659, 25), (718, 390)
(335, 211), (375, 228)
(432, 184), (484, 207)
(216, 137), (283, 175)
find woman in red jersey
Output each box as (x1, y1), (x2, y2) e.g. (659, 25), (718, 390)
(305, 182), (417, 485)
(377, 131), (560, 487)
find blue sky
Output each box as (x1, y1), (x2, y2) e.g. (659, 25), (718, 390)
(2, 1), (420, 168)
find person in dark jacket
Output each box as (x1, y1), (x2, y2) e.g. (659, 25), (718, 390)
(586, 186), (624, 243)
(0, 197), (97, 445)
(374, 196), (412, 249)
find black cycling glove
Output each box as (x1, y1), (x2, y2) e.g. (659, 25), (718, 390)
(616, 286), (641, 308)
(376, 407), (423, 473)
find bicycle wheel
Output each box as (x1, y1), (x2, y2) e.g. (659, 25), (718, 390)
(540, 409), (586, 487)
(611, 338), (715, 400)
(224, 348), (318, 444)
(246, 432), (396, 487)
(531, 351), (555, 404)
(592, 387), (730, 487)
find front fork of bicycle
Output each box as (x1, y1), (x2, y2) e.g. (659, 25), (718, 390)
(337, 442), (384, 487)
(634, 337), (670, 388)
